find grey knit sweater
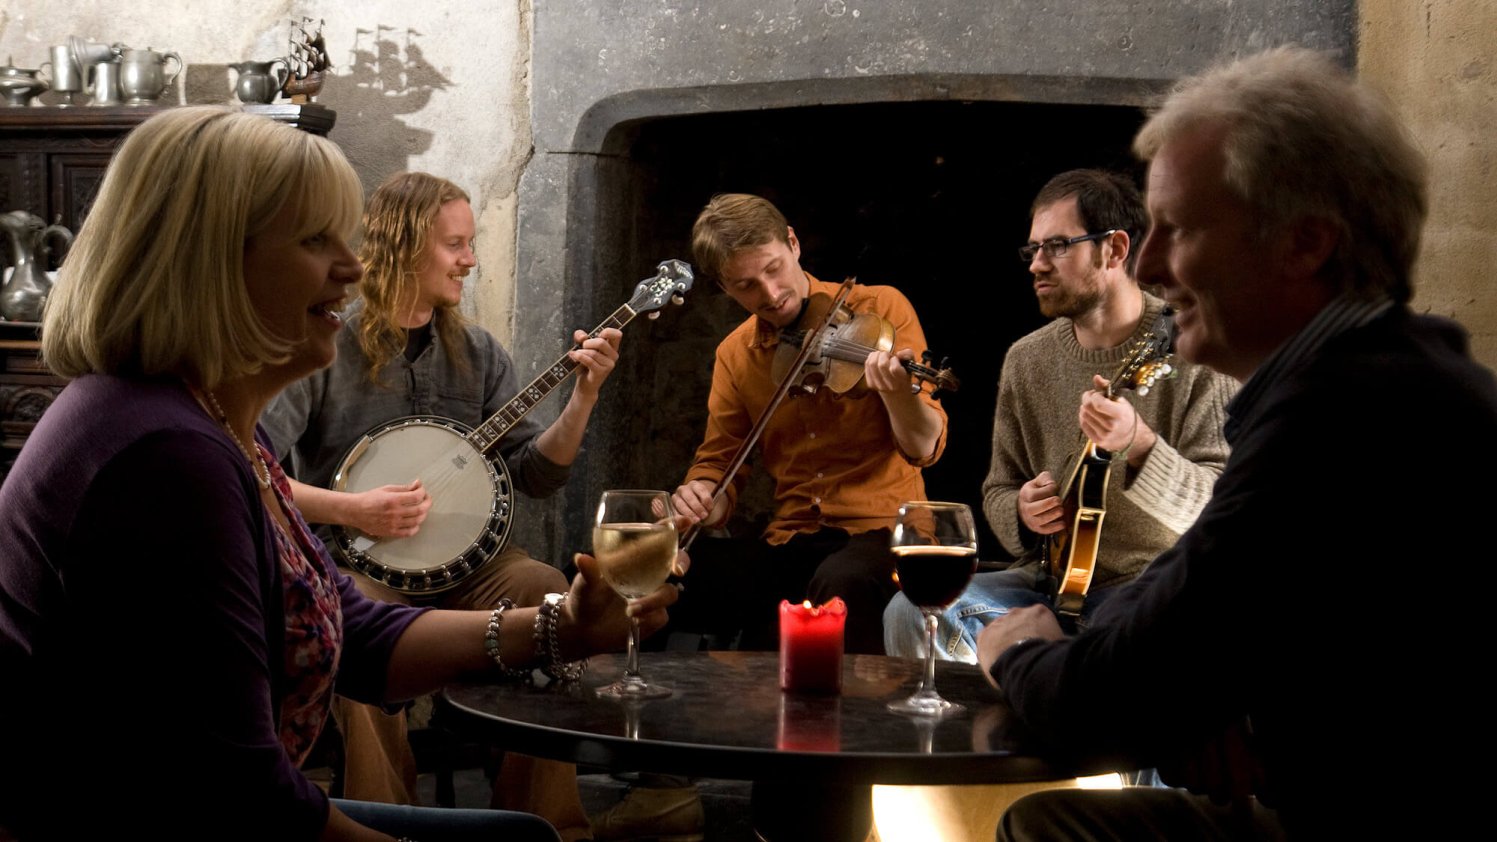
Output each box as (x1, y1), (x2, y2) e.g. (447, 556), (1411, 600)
(982, 293), (1236, 587)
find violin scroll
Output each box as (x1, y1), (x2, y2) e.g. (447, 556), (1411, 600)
(910, 350), (960, 397)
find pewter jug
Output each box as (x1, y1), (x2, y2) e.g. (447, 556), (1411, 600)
(230, 59), (289, 104)
(1, 211), (74, 323)
(119, 47), (181, 104)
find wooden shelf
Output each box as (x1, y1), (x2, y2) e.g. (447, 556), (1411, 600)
(0, 102), (335, 136)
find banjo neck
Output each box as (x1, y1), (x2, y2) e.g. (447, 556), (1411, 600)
(465, 305), (636, 455)
(463, 259), (693, 455)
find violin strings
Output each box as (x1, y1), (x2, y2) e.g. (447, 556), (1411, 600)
(819, 338), (938, 374)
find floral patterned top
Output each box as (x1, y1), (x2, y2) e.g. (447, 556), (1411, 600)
(263, 442), (344, 766)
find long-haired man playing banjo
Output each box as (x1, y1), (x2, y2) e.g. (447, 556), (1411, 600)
(264, 171), (620, 838)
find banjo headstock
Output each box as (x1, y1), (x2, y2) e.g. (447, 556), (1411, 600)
(630, 259), (695, 319)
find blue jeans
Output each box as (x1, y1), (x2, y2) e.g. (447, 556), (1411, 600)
(333, 799), (560, 841)
(883, 564), (1119, 663)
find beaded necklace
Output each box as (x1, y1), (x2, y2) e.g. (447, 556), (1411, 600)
(196, 387), (272, 490)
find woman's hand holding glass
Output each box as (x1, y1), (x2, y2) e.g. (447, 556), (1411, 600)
(553, 536), (690, 663)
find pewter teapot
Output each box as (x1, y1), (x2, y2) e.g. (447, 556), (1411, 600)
(1, 211), (74, 323)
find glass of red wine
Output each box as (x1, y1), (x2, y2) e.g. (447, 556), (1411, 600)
(887, 500), (978, 716)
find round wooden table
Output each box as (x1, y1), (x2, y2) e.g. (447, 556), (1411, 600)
(438, 651), (1081, 840)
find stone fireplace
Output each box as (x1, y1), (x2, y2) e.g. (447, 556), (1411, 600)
(508, 1), (1357, 559)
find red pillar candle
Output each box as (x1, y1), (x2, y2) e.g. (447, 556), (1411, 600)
(778, 597), (847, 694)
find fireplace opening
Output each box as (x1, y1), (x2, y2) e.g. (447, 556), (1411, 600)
(571, 98), (1148, 561)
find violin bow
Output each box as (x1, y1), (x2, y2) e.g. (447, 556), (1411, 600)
(679, 277), (858, 551)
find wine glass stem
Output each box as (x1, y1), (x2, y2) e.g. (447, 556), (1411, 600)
(921, 610), (940, 697)
(624, 616), (643, 680)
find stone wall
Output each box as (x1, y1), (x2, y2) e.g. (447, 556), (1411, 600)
(1360, 0), (1497, 368)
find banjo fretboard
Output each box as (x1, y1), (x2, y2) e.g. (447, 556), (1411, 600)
(465, 306), (635, 455)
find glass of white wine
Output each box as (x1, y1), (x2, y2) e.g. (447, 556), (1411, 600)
(593, 489), (678, 700)
(887, 501), (978, 716)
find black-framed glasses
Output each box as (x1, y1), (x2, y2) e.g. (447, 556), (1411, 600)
(1018, 229), (1119, 263)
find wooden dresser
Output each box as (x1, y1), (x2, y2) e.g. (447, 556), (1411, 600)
(0, 103), (335, 479)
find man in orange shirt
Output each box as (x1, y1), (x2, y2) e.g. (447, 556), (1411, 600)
(669, 193), (949, 654)
(595, 195), (947, 839)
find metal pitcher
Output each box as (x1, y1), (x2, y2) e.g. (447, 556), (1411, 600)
(230, 59), (289, 104)
(118, 47), (182, 104)
(1, 211), (74, 323)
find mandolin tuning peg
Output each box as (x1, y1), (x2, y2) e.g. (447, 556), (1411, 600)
(1137, 385), (1151, 397)
(647, 311), (661, 320)
(921, 350), (934, 364)
(909, 382), (921, 395)
(671, 293), (685, 306)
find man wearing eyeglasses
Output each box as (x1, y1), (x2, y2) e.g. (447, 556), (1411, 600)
(885, 168), (1236, 661)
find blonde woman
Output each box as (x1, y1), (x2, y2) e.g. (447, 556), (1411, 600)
(0, 106), (678, 842)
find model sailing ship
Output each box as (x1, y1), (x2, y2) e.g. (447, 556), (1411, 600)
(283, 17), (330, 102)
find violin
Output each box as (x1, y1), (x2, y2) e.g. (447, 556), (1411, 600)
(772, 284), (960, 397)
(679, 278), (957, 551)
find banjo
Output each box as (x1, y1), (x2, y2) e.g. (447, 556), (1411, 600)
(328, 259), (694, 594)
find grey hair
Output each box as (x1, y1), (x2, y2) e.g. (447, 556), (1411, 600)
(1134, 47), (1427, 302)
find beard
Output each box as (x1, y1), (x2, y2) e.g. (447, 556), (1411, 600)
(1035, 250), (1105, 320)
(1038, 285), (1103, 320)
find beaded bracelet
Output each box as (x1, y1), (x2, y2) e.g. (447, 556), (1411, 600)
(534, 593), (587, 682)
(483, 598), (532, 682)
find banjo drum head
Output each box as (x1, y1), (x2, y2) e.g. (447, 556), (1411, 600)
(331, 417), (512, 591)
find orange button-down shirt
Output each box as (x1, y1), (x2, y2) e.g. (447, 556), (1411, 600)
(684, 276), (949, 544)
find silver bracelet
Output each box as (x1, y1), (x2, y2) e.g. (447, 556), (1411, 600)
(534, 592), (587, 682)
(483, 598), (531, 682)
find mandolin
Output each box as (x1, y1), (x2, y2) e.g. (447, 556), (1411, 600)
(1044, 309), (1176, 617)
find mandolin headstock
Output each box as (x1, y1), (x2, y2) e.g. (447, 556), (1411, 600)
(1110, 308), (1177, 397)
